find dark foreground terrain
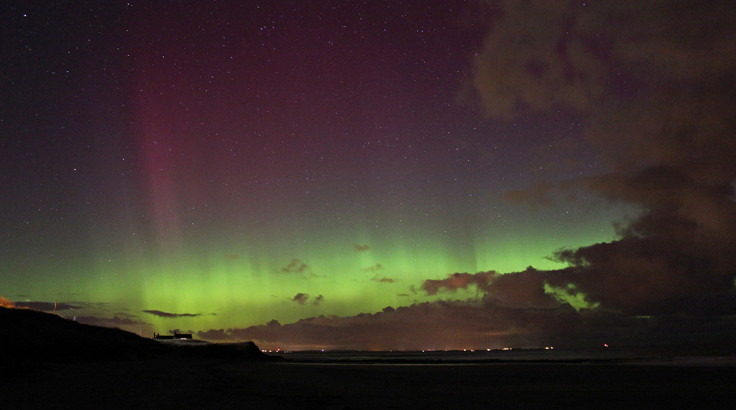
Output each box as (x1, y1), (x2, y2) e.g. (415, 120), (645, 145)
(2, 307), (735, 409)
(4, 356), (736, 409)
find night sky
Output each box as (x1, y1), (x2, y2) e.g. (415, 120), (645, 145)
(3, 1), (735, 351)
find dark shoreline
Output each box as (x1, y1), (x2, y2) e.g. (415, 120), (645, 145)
(5, 356), (736, 409)
(269, 346), (736, 367)
(3, 307), (735, 409)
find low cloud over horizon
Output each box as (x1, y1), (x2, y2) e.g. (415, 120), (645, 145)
(193, 270), (736, 350)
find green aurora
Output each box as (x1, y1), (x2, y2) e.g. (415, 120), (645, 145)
(10, 199), (627, 335)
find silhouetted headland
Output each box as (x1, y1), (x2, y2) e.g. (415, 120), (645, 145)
(0, 306), (274, 364)
(3, 306), (735, 409)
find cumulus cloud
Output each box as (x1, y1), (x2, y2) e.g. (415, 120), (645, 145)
(422, 269), (570, 310)
(292, 293), (309, 305)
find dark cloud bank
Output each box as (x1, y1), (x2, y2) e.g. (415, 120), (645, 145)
(187, 1), (736, 350)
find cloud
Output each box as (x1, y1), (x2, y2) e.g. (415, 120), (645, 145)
(197, 289), (736, 351)
(471, 1), (736, 117)
(354, 244), (371, 251)
(422, 272), (494, 295)
(422, 269), (564, 310)
(280, 258), (310, 274)
(551, 238), (736, 315)
(292, 293), (324, 306)
(292, 293), (309, 305)
(227, 301), (549, 350)
(142, 310), (203, 318)
(197, 329), (233, 341)
(419, 260), (735, 318)
(371, 276), (395, 283)
(208, 301), (612, 350)
(469, 0), (736, 318)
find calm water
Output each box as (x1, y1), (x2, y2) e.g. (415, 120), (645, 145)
(270, 348), (736, 366)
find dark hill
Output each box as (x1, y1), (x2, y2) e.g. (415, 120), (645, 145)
(1, 306), (165, 362)
(0, 307), (272, 364)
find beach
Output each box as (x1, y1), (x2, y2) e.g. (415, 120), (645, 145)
(3, 307), (734, 408)
(4, 355), (735, 409)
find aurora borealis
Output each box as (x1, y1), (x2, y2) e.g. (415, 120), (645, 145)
(3, 1), (735, 351)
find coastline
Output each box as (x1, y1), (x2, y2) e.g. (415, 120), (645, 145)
(5, 353), (736, 409)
